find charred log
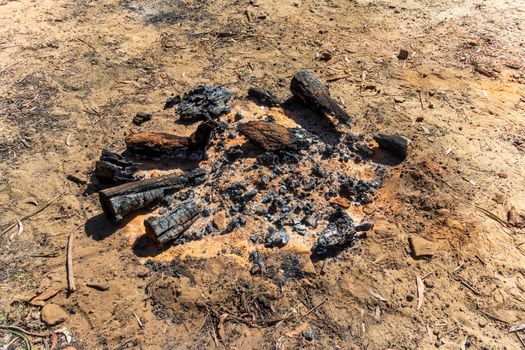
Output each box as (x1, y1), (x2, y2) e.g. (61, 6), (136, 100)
(98, 169), (207, 223)
(94, 150), (140, 184)
(125, 121), (216, 161)
(145, 200), (201, 245)
(238, 121), (308, 152)
(290, 70), (351, 127)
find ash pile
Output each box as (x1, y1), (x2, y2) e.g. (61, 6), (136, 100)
(93, 70), (409, 261)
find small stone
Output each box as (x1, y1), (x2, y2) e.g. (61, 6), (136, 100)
(329, 197), (351, 208)
(406, 294), (415, 302)
(479, 319), (487, 328)
(408, 236), (437, 258)
(235, 111), (245, 121)
(213, 211), (228, 231)
(305, 328), (314, 341)
(132, 112), (152, 125)
(394, 97), (405, 103)
(397, 49), (409, 60)
(41, 304), (68, 326)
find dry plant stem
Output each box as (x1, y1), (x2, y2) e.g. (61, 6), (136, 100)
(67, 224), (82, 294)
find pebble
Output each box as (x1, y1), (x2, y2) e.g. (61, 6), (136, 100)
(41, 304), (68, 326)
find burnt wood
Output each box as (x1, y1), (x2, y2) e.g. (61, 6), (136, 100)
(125, 121), (216, 161)
(98, 169), (207, 222)
(145, 200), (201, 245)
(247, 87), (280, 107)
(94, 150), (139, 184)
(238, 121), (303, 151)
(373, 133), (409, 160)
(290, 70), (351, 127)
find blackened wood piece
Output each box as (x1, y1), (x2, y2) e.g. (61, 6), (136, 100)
(125, 121), (216, 160)
(247, 87), (280, 107)
(373, 134), (409, 160)
(145, 200), (201, 245)
(238, 121), (300, 151)
(290, 70), (351, 127)
(99, 169), (207, 222)
(94, 150), (139, 184)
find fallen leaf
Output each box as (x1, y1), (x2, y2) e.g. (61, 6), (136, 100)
(416, 276), (425, 310)
(510, 323), (525, 333)
(218, 313), (228, 342)
(369, 290), (388, 302)
(10, 220), (24, 240)
(286, 322), (309, 338)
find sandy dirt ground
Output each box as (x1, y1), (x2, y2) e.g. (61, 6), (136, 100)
(1, 0), (525, 349)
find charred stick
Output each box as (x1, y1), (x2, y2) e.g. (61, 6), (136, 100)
(290, 70), (351, 127)
(98, 169), (207, 222)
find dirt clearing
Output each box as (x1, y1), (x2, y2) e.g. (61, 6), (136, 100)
(1, 0), (524, 349)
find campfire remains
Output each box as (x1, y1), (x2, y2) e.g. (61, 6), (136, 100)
(93, 71), (408, 257)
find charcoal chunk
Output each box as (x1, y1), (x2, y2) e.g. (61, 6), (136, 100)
(164, 95), (181, 109)
(177, 85), (232, 122)
(133, 112), (152, 126)
(247, 87), (281, 107)
(373, 133), (409, 160)
(311, 208), (356, 258)
(265, 227), (290, 248)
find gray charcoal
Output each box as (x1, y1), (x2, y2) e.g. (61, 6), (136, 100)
(265, 227), (290, 248)
(225, 216), (246, 233)
(311, 208), (355, 258)
(177, 85), (232, 122)
(303, 179), (317, 191)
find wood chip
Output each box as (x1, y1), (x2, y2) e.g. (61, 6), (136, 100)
(416, 276), (425, 310)
(508, 207), (517, 225)
(29, 288), (61, 306)
(369, 290), (388, 302)
(218, 313), (228, 342)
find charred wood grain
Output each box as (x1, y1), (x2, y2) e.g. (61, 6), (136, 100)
(94, 149), (139, 184)
(125, 121), (216, 161)
(290, 70), (351, 127)
(145, 200), (201, 245)
(238, 121), (306, 152)
(98, 169), (207, 222)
